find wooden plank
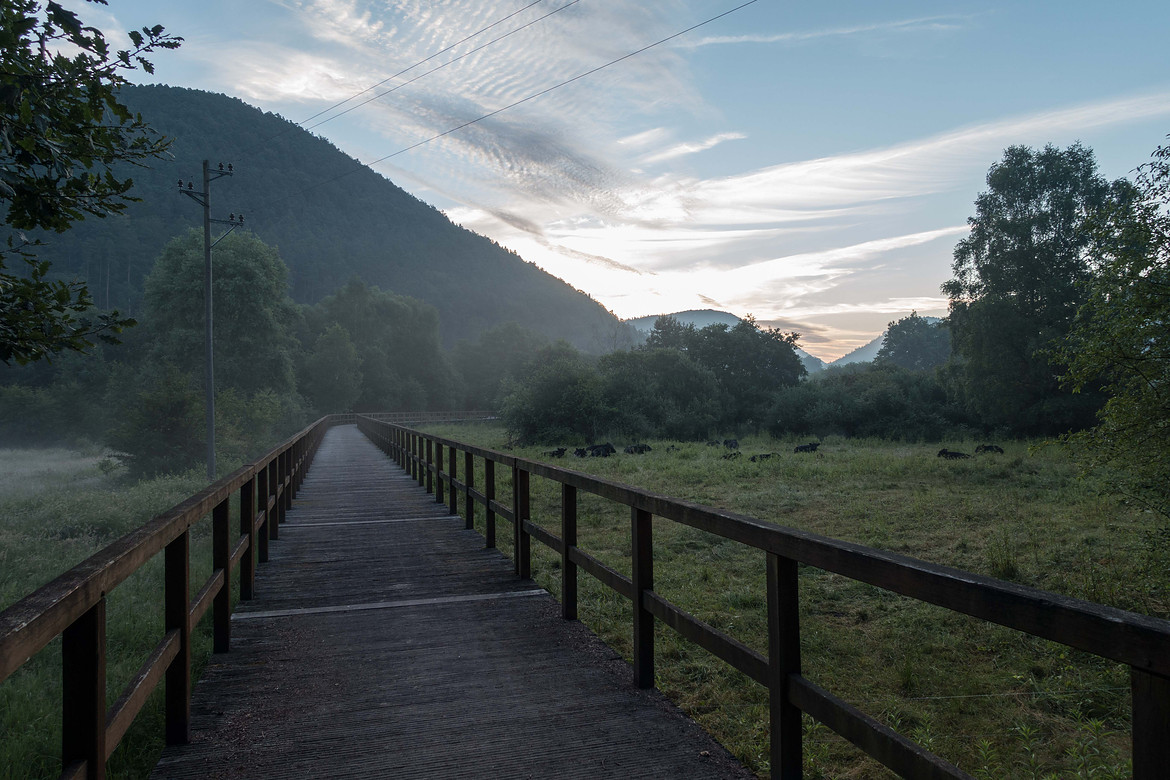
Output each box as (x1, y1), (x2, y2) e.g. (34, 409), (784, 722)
(789, 675), (971, 779)
(570, 548), (634, 601)
(188, 570), (224, 631)
(522, 519), (562, 555)
(212, 499), (230, 653)
(62, 599), (106, 780)
(1133, 669), (1170, 778)
(643, 591), (767, 685)
(164, 532), (190, 746)
(105, 630), (180, 758)
(768, 553), (802, 779)
(632, 507), (654, 689)
(562, 484), (578, 621)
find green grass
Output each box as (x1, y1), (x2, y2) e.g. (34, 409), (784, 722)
(425, 424), (1163, 778)
(1, 449), (218, 779)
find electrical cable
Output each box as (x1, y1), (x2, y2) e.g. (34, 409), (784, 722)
(251, 0), (760, 214)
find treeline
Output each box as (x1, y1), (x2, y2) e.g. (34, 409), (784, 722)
(1, 230), (468, 476)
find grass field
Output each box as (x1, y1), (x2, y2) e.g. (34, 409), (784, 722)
(0, 449), (215, 779)
(2, 431), (1165, 778)
(422, 423), (1168, 778)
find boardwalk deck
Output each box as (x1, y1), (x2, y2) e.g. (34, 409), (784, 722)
(152, 425), (752, 779)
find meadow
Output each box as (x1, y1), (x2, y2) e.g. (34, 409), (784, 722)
(0, 449), (214, 779)
(423, 423), (1168, 778)
(2, 430), (1165, 778)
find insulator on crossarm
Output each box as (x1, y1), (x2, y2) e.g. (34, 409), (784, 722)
(177, 179), (183, 189)
(218, 162), (224, 171)
(227, 163), (234, 172)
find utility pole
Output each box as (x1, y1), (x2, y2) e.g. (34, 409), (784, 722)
(179, 161), (243, 481)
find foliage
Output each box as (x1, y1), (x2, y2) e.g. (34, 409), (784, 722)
(769, 363), (967, 441)
(301, 278), (459, 411)
(499, 341), (604, 443)
(875, 311), (950, 371)
(597, 348), (722, 440)
(451, 321), (548, 410)
(942, 143), (1125, 434)
(0, 0), (180, 363)
(1059, 137), (1170, 520)
(141, 229), (299, 396)
(105, 363), (204, 477)
(644, 314), (805, 429)
(299, 323), (363, 414)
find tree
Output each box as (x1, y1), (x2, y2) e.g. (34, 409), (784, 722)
(300, 323), (363, 414)
(942, 143), (1125, 434)
(142, 230), (299, 396)
(452, 321), (548, 410)
(875, 312), (950, 371)
(1, 1), (181, 363)
(1058, 138), (1170, 519)
(500, 342), (604, 443)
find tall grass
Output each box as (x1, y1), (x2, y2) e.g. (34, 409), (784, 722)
(0, 450), (217, 779)
(426, 425), (1164, 778)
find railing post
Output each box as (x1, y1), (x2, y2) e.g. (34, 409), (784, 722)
(767, 552), (802, 779)
(1133, 668), (1170, 778)
(464, 451), (474, 531)
(426, 439), (434, 494)
(62, 598), (106, 779)
(212, 497), (230, 653)
(448, 445), (458, 516)
(258, 464), (270, 564)
(240, 475), (256, 599)
(485, 459), (496, 549)
(165, 529), (191, 745)
(632, 507), (654, 689)
(562, 484), (578, 621)
(513, 465), (531, 578)
(435, 442), (445, 504)
(280, 449), (291, 518)
(267, 459), (279, 541)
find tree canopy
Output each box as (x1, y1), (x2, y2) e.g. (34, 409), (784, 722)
(1059, 137), (1170, 519)
(0, 1), (180, 364)
(874, 312), (950, 372)
(942, 143), (1126, 433)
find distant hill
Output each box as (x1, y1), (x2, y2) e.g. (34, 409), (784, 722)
(625, 309), (828, 374)
(827, 316), (943, 368)
(28, 85), (628, 351)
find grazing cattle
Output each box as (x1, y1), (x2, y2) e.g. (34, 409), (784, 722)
(937, 448), (970, 460)
(793, 442), (820, 454)
(587, 442), (617, 457)
(624, 443), (653, 454)
(750, 453), (780, 462)
(573, 448), (588, 458)
(545, 447), (566, 458)
(723, 439), (739, 450)
(665, 445), (680, 453)
(707, 440), (721, 447)
(721, 451), (742, 460)
(975, 444), (1004, 454)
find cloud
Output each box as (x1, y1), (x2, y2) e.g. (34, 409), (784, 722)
(680, 14), (971, 48)
(641, 132), (747, 164)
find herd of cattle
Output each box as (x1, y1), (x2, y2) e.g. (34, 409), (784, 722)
(542, 440), (1005, 461)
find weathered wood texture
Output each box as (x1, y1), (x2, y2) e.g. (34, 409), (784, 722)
(152, 425), (751, 779)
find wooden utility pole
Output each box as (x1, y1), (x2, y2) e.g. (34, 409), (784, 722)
(179, 161), (242, 481)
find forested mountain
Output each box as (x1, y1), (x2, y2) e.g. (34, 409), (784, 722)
(28, 85), (628, 350)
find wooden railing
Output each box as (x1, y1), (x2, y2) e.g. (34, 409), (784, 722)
(0, 415), (335, 780)
(357, 416), (1170, 779)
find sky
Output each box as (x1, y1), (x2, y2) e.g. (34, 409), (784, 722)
(97, 0), (1170, 361)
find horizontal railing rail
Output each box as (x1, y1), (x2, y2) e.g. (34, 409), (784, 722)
(357, 416), (1170, 779)
(0, 415), (340, 780)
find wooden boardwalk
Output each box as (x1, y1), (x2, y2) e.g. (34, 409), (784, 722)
(153, 425), (752, 779)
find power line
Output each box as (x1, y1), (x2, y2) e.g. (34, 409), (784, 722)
(252, 0), (760, 214)
(303, 0), (582, 134)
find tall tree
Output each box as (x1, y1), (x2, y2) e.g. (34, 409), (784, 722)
(1058, 138), (1170, 519)
(875, 312), (950, 371)
(942, 143), (1125, 433)
(142, 229), (299, 396)
(0, 1), (180, 363)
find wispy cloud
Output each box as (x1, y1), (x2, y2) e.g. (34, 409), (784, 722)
(680, 14), (971, 48)
(641, 132), (746, 164)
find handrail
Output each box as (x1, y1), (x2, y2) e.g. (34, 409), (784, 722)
(0, 414), (340, 780)
(356, 415), (1170, 779)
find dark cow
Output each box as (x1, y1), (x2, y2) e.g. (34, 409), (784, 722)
(545, 447), (566, 458)
(975, 444), (1004, 454)
(624, 443), (653, 454)
(587, 442), (617, 457)
(937, 448), (970, 460)
(573, 448), (588, 458)
(793, 442), (820, 453)
(706, 440), (721, 447)
(750, 453), (780, 462)
(721, 451), (742, 460)
(723, 439), (739, 450)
